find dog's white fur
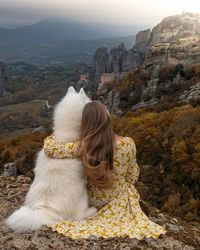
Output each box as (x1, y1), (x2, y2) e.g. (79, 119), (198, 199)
(5, 87), (96, 232)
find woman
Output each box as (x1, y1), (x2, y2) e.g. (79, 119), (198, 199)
(43, 101), (166, 239)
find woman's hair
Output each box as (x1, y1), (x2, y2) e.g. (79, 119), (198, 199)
(80, 101), (115, 188)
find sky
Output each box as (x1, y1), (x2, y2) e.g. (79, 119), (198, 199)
(0, 0), (199, 30)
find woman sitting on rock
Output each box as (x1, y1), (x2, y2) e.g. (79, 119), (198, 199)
(43, 101), (166, 239)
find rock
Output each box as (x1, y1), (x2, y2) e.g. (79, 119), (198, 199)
(93, 47), (109, 76)
(98, 73), (116, 91)
(149, 12), (200, 47)
(131, 99), (158, 111)
(179, 82), (200, 102)
(144, 12), (200, 67)
(123, 49), (142, 71)
(172, 72), (184, 85)
(145, 35), (200, 67)
(151, 65), (161, 79)
(93, 45), (142, 76)
(109, 43), (126, 73)
(106, 89), (121, 112)
(2, 162), (17, 177)
(1, 175), (200, 249)
(97, 86), (120, 112)
(93, 13), (200, 76)
(141, 77), (159, 101)
(97, 85), (123, 114)
(134, 29), (151, 53)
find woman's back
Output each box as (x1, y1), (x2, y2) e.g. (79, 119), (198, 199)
(87, 136), (140, 208)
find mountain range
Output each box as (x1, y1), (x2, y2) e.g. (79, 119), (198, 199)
(0, 18), (136, 65)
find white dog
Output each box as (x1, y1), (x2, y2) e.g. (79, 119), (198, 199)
(6, 87), (96, 232)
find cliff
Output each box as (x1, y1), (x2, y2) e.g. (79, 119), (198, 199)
(143, 12), (200, 67)
(93, 12), (200, 76)
(1, 175), (200, 249)
(149, 12), (200, 46)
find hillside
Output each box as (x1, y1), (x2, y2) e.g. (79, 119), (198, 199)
(0, 46), (200, 222)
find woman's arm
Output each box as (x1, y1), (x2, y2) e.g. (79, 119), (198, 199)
(125, 138), (140, 185)
(43, 134), (81, 159)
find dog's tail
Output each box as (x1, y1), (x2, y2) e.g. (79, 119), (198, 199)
(5, 206), (54, 232)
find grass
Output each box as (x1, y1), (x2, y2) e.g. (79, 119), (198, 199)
(0, 100), (45, 114)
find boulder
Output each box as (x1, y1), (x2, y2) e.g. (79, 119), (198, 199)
(1, 162), (17, 177)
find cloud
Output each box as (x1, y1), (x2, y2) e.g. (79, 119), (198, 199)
(0, 0), (199, 29)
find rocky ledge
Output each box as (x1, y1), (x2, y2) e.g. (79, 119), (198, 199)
(0, 176), (200, 250)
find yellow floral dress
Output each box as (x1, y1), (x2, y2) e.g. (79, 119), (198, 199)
(43, 135), (166, 239)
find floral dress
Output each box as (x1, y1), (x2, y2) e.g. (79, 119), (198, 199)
(43, 135), (166, 239)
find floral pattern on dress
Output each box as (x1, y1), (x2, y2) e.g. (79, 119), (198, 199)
(43, 135), (167, 239)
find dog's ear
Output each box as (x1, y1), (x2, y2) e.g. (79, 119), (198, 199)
(79, 88), (87, 98)
(79, 88), (91, 103)
(79, 87), (85, 95)
(67, 86), (76, 95)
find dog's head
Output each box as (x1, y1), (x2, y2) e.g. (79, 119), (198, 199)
(53, 86), (90, 140)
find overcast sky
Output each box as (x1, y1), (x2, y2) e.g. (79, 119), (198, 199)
(0, 0), (199, 29)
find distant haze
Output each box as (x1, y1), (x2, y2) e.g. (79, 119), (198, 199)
(0, 0), (199, 36)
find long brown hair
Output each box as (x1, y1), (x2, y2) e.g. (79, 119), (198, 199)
(79, 101), (115, 188)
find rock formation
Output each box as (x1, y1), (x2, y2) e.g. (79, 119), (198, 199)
(144, 12), (200, 67)
(93, 43), (143, 75)
(97, 87), (121, 113)
(134, 29), (151, 53)
(93, 12), (200, 77)
(145, 35), (200, 67)
(93, 47), (109, 76)
(122, 49), (141, 71)
(109, 43), (126, 73)
(179, 82), (200, 102)
(1, 175), (200, 249)
(149, 12), (200, 46)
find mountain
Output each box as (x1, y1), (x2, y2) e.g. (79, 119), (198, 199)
(0, 18), (103, 43)
(0, 18), (135, 65)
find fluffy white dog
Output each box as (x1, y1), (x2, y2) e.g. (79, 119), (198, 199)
(6, 87), (96, 232)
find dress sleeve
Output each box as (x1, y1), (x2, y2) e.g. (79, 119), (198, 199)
(43, 134), (81, 159)
(125, 137), (140, 185)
